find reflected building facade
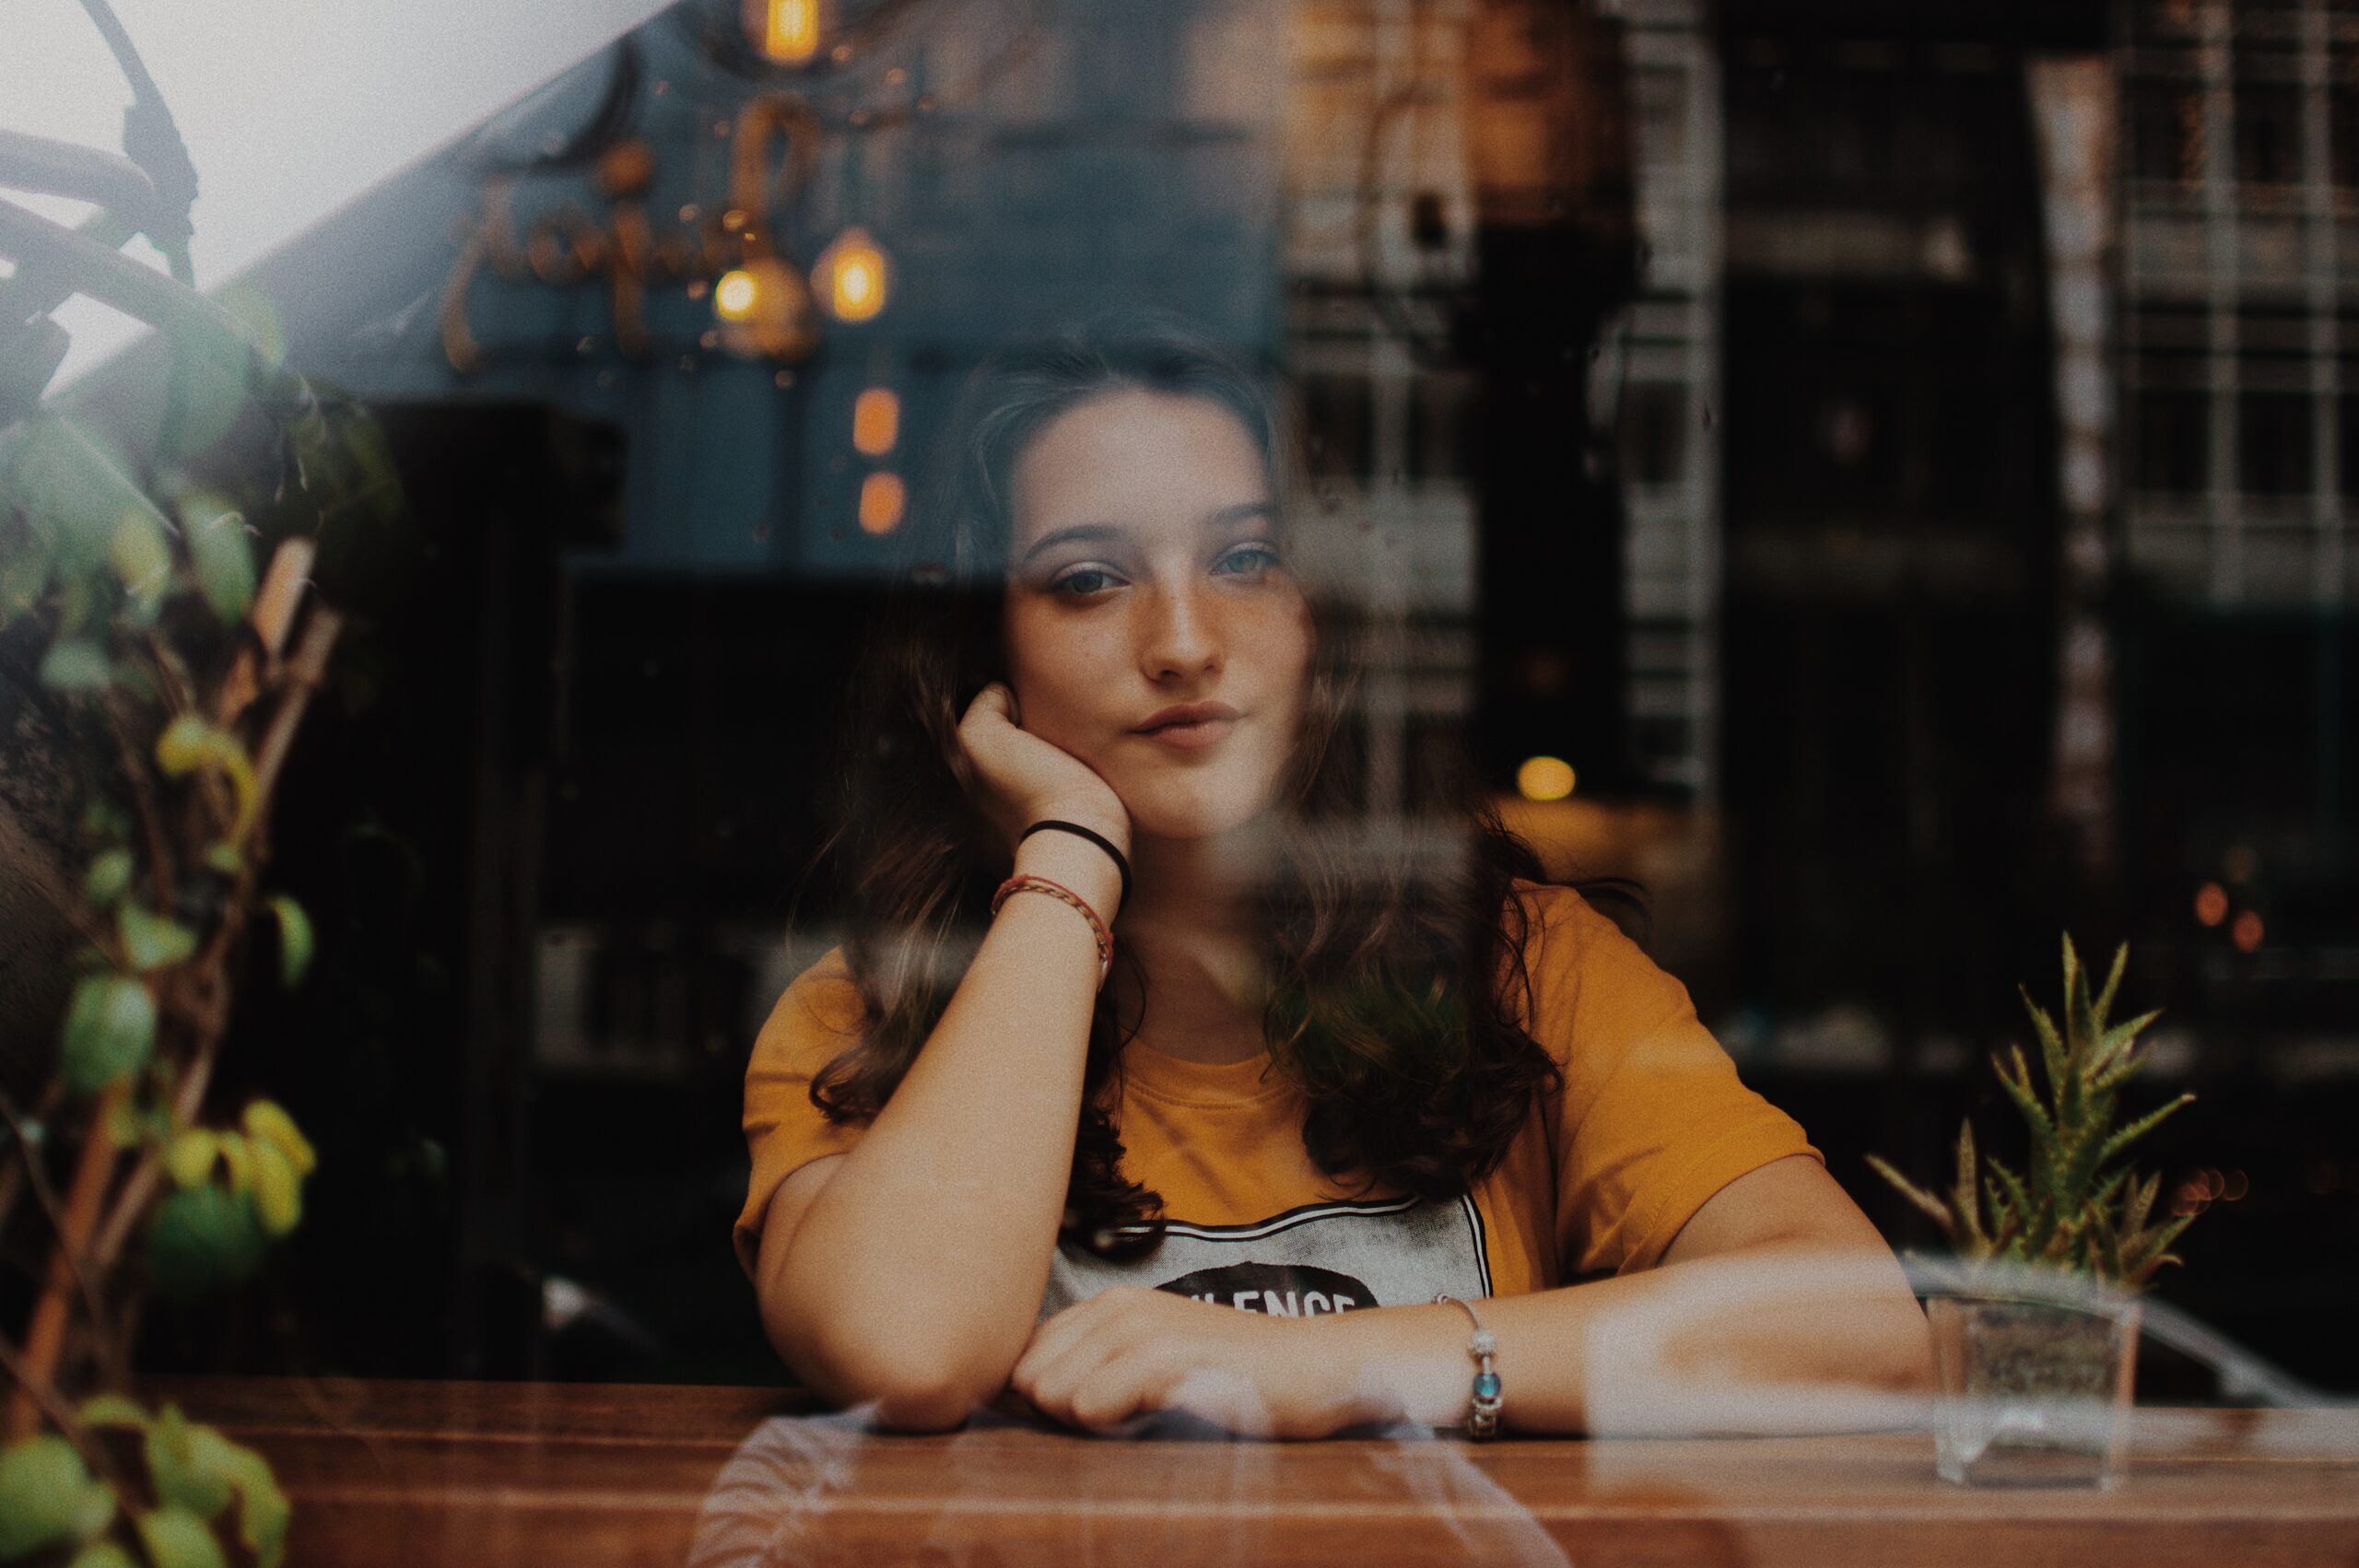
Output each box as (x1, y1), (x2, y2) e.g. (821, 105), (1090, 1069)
(39, 0), (2355, 1389)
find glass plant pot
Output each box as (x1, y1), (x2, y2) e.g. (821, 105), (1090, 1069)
(1929, 1296), (2141, 1489)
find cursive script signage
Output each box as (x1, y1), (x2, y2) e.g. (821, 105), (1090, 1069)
(439, 94), (827, 373)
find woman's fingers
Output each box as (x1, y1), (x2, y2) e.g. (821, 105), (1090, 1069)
(1013, 1291), (1155, 1422)
(951, 683), (1133, 860)
(958, 681), (1014, 736)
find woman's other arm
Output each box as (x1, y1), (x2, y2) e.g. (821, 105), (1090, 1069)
(1320, 1153), (1935, 1433)
(1010, 1154), (1933, 1436)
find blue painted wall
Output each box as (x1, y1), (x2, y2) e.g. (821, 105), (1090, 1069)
(213, 0), (1284, 577)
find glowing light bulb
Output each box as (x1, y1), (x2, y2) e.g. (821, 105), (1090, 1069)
(859, 472), (906, 534)
(713, 269), (760, 321)
(1517, 755), (1577, 802)
(852, 388), (899, 455)
(754, 0), (819, 64)
(2193, 882), (2228, 927)
(813, 227), (890, 322)
(2231, 909), (2264, 953)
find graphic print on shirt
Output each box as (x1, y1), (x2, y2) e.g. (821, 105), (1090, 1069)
(1040, 1193), (1491, 1318)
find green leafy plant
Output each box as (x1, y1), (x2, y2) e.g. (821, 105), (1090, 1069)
(1869, 935), (2197, 1291)
(0, 307), (399, 1568)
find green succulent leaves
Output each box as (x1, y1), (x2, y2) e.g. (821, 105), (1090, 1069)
(59, 976), (158, 1096)
(175, 493), (255, 625)
(1870, 936), (2195, 1292)
(118, 905), (199, 973)
(146, 1185), (266, 1301)
(264, 895), (312, 989)
(0, 1435), (115, 1558)
(154, 718), (259, 844)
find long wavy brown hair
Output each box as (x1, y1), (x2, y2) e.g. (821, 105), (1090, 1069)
(799, 307), (1640, 1257)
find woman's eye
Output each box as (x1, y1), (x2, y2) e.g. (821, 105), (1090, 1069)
(1049, 567), (1119, 596)
(1216, 544), (1280, 577)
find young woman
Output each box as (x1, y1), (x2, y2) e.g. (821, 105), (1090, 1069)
(736, 310), (1933, 1437)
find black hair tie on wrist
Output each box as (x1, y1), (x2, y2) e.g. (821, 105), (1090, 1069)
(1020, 819), (1132, 909)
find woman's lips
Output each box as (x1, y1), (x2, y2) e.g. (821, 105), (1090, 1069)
(1134, 715), (1238, 751)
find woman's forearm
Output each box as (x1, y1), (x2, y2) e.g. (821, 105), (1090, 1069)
(764, 834), (1121, 1420)
(1313, 1238), (1936, 1435)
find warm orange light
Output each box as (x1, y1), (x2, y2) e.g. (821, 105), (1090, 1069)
(2193, 882), (2228, 927)
(1516, 755), (1577, 802)
(814, 226), (889, 322)
(2231, 909), (2264, 952)
(859, 472), (906, 534)
(852, 388), (899, 455)
(755, 0), (820, 63)
(713, 269), (760, 321)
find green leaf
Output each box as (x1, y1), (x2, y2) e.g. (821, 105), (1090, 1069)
(78, 800), (131, 843)
(165, 1129), (220, 1188)
(146, 1407), (233, 1520)
(2, 416), (170, 579)
(264, 896), (312, 989)
(2123, 1170), (2161, 1237)
(0, 540), (51, 624)
(2019, 993), (2067, 1109)
(209, 1438), (288, 1568)
(0, 1435), (115, 1556)
(2092, 1094), (2195, 1175)
(1987, 1160), (2041, 1257)
(39, 638), (112, 693)
(67, 1542), (140, 1568)
(1864, 1153), (1954, 1235)
(2094, 1008), (2160, 1074)
(146, 1185), (267, 1302)
(203, 842), (243, 876)
(242, 1100), (316, 1176)
(78, 1394), (152, 1429)
(2123, 1213), (2196, 1289)
(2093, 942), (2128, 1026)
(217, 284), (288, 371)
(215, 1133), (252, 1194)
(247, 1138), (301, 1236)
(156, 306), (271, 466)
(135, 1505), (227, 1568)
(1951, 1119), (1987, 1252)
(119, 905), (199, 972)
(59, 974), (157, 1094)
(83, 849), (135, 907)
(1989, 1045), (2055, 1144)
(110, 506), (174, 614)
(154, 717), (259, 842)
(177, 493), (255, 624)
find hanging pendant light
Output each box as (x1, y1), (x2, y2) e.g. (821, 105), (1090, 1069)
(711, 256), (820, 359)
(746, 0), (821, 64)
(812, 226), (890, 322)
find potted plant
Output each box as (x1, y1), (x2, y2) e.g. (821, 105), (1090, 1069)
(1869, 936), (2197, 1488)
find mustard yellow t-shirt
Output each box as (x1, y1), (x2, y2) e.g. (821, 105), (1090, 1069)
(734, 879), (1818, 1316)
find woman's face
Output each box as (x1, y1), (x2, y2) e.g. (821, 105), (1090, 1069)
(1002, 388), (1313, 843)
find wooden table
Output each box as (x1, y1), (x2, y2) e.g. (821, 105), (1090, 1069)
(153, 1376), (2359, 1566)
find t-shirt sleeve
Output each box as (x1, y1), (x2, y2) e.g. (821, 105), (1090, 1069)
(734, 946), (871, 1281)
(1520, 884), (1821, 1276)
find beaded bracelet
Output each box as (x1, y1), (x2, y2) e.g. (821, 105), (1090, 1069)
(1433, 1293), (1502, 1438)
(991, 872), (1112, 990)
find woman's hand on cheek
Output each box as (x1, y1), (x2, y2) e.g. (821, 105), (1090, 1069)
(956, 682), (1133, 861)
(1008, 1286), (1364, 1439)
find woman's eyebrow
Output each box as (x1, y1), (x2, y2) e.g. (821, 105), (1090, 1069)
(1016, 502), (1274, 568)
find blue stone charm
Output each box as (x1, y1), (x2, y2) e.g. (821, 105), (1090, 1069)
(1473, 1372), (1501, 1400)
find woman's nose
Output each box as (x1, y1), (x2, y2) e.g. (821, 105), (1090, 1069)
(1137, 581), (1223, 682)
